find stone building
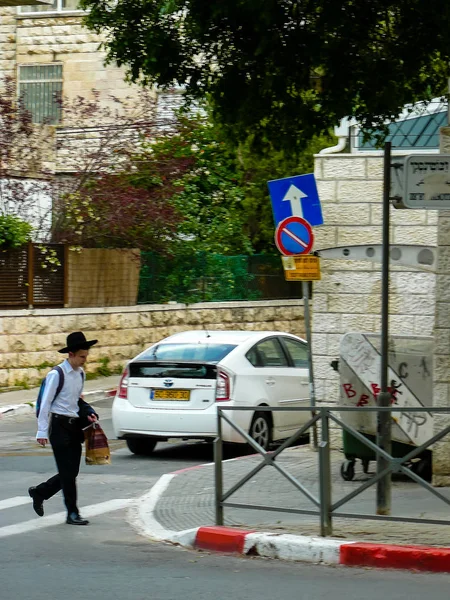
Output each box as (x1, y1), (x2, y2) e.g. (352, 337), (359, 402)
(0, 2), (181, 236)
(0, 3), (138, 114)
(312, 104), (450, 484)
(0, 2), (181, 157)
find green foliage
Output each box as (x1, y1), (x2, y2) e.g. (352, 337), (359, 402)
(80, 0), (450, 152)
(35, 361), (53, 371)
(143, 114), (253, 255)
(0, 215), (33, 249)
(237, 133), (335, 252)
(134, 112), (334, 254)
(85, 358), (123, 380)
(12, 378), (30, 390)
(139, 251), (260, 303)
(138, 252), (303, 304)
(36, 246), (62, 272)
(96, 357), (112, 377)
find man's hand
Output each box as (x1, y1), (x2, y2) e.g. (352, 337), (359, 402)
(87, 414), (98, 423)
(37, 438), (48, 447)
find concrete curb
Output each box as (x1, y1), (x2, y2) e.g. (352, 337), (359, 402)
(133, 466), (450, 572)
(0, 387), (116, 418)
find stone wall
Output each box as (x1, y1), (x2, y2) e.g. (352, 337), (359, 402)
(431, 130), (450, 485)
(312, 153), (438, 409)
(432, 209), (450, 485)
(0, 300), (304, 387)
(15, 15), (134, 109)
(0, 8), (17, 79)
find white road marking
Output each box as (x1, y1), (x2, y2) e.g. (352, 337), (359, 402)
(0, 498), (134, 538)
(0, 497), (30, 511)
(130, 474), (176, 542)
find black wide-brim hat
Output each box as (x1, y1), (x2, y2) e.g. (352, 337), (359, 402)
(58, 331), (98, 354)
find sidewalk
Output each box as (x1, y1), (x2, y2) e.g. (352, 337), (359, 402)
(0, 375), (120, 416)
(132, 444), (450, 572)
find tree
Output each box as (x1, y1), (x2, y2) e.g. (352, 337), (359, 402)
(127, 109), (334, 254)
(237, 132), (334, 252)
(0, 74), (332, 255)
(81, 0), (450, 153)
(54, 164), (186, 252)
(0, 76), (182, 251)
(142, 112), (254, 255)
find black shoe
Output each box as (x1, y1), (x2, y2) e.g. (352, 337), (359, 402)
(66, 513), (89, 525)
(28, 487), (44, 517)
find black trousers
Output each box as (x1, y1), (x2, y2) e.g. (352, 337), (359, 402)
(35, 414), (84, 515)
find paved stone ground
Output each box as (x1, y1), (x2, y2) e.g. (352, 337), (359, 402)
(155, 446), (450, 547)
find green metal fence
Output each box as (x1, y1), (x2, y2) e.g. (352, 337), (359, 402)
(138, 252), (304, 304)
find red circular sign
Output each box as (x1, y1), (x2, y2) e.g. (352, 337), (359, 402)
(275, 216), (314, 256)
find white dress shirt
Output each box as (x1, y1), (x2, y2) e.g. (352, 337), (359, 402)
(36, 359), (85, 439)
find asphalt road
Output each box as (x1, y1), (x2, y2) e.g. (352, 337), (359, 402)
(1, 398), (449, 600)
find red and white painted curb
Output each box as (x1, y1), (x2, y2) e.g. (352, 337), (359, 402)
(131, 470), (450, 573)
(194, 527), (450, 572)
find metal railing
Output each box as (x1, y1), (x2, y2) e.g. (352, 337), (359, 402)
(138, 252), (305, 304)
(214, 406), (450, 536)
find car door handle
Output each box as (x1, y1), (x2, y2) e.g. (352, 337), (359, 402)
(265, 378), (276, 386)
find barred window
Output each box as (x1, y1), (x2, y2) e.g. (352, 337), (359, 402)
(19, 0), (81, 13)
(19, 64), (63, 125)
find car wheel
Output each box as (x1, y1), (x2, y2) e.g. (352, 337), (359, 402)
(126, 438), (157, 456)
(249, 412), (271, 451)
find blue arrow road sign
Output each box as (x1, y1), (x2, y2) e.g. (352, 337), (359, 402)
(267, 173), (323, 228)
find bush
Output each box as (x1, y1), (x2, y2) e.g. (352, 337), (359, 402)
(0, 215), (33, 249)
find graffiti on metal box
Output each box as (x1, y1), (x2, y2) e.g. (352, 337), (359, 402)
(339, 333), (434, 447)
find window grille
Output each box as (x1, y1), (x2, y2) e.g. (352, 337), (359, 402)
(19, 0), (81, 14)
(19, 64), (63, 125)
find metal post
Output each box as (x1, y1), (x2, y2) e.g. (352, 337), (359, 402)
(214, 408), (224, 526)
(319, 408), (332, 536)
(302, 281), (318, 449)
(63, 244), (69, 307)
(27, 241), (34, 309)
(376, 142), (392, 515)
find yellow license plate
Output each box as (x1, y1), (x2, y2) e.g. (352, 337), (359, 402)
(152, 389), (190, 401)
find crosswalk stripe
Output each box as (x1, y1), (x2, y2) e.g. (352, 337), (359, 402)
(0, 497), (30, 511)
(0, 498), (134, 538)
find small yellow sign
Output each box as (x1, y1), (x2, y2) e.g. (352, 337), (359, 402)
(281, 255), (321, 281)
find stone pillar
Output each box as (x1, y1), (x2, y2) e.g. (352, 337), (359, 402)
(0, 8), (17, 81)
(432, 127), (450, 485)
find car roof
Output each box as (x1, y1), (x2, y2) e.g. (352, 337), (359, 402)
(156, 330), (293, 345)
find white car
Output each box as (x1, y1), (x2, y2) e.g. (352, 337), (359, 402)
(112, 330), (311, 455)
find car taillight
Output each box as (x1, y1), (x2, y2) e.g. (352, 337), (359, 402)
(215, 370), (230, 402)
(117, 367), (129, 399)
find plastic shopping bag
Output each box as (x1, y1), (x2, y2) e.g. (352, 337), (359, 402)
(84, 423), (111, 465)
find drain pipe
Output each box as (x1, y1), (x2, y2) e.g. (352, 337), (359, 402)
(319, 118), (354, 155)
(319, 137), (347, 155)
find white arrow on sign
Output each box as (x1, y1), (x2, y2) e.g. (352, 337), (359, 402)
(283, 184), (307, 217)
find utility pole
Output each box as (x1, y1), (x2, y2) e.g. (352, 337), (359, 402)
(376, 141), (392, 515)
(302, 281), (318, 449)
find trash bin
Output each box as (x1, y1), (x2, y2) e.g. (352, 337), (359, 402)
(337, 332), (434, 481)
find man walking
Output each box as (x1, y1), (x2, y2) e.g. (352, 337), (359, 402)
(28, 332), (98, 525)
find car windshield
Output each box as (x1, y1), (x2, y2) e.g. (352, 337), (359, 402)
(140, 343), (237, 363)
